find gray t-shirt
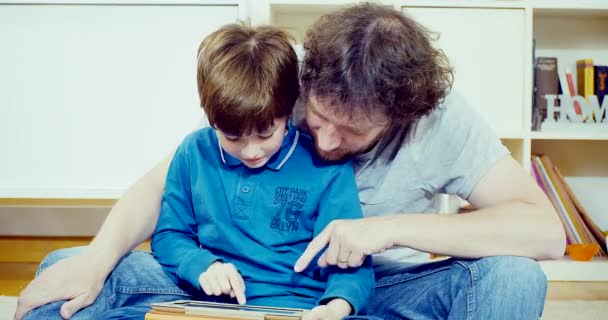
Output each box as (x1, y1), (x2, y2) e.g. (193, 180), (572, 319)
(296, 91), (509, 268)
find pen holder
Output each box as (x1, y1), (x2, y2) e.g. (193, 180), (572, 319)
(566, 244), (600, 261)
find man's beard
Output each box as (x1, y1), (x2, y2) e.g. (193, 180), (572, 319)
(313, 133), (383, 163)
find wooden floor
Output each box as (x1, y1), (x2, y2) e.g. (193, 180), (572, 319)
(0, 237), (606, 300)
(0, 237), (150, 296)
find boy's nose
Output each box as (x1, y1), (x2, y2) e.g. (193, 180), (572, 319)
(241, 143), (263, 159)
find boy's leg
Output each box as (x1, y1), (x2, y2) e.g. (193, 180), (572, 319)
(23, 247), (192, 320)
(368, 256), (547, 320)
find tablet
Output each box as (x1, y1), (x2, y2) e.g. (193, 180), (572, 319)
(149, 300), (309, 320)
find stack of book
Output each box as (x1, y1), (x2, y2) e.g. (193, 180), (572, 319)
(531, 154), (607, 258)
(532, 57), (608, 130)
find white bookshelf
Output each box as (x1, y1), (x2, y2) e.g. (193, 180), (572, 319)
(530, 1), (608, 285)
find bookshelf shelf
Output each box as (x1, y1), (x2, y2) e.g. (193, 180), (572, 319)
(540, 257), (608, 281)
(400, 0), (527, 9)
(531, 0), (608, 11)
(531, 131), (608, 141)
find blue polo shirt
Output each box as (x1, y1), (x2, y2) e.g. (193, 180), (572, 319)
(151, 122), (374, 314)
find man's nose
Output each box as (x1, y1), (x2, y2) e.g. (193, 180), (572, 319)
(316, 124), (341, 151)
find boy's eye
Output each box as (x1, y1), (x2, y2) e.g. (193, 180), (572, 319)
(224, 135), (240, 141)
(258, 128), (276, 139)
(259, 132), (274, 139)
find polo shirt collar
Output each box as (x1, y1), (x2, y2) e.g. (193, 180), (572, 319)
(217, 121), (300, 171)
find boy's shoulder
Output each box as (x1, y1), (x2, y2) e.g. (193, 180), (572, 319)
(181, 127), (216, 147)
(175, 127), (218, 159)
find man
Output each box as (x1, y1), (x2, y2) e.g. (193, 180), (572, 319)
(16, 3), (565, 320)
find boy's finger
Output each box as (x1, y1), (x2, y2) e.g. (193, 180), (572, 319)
(219, 274), (232, 295)
(294, 227), (331, 272)
(207, 277), (222, 296)
(201, 282), (212, 296)
(227, 271), (247, 305)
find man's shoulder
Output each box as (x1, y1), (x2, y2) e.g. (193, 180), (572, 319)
(408, 91), (479, 142)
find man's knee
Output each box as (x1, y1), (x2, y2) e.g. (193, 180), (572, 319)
(37, 247), (86, 275)
(475, 256), (547, 300)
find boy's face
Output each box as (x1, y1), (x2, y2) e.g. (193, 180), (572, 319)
(216, 117), (288, 169)
(305, 95), (389, 162)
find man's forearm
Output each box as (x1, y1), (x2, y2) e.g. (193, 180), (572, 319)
(383, 201), (565, 260)
(86, 152), (174, 273)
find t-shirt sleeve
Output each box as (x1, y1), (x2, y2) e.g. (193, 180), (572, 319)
(438, 94), (510, 199)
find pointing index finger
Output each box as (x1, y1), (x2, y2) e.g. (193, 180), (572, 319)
(294, 227), (331, 272)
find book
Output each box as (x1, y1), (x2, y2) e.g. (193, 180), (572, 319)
(532, 154), (606, 257)
(594, 65), (608, 122)
(534, 156), (579, 244)
(533, 57), (559, 130)
(555, 166), (607, 255)
(576, 59), (595, 101)
(531, 157), (572, 248)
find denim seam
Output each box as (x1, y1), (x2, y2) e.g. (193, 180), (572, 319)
(375, 266), (451, 288)
(455, 260), (479, 320)
(116, 286), (191, 295)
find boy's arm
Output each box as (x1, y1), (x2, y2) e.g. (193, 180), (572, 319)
(152, 143), (221, 292)
(313, 165), (374, 316)
(15, 152), (174, 320)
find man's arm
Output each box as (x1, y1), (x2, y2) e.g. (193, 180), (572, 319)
(387, 155), (566, 260)
(15, 152), (173, 320)
(296, 156), (566, 271)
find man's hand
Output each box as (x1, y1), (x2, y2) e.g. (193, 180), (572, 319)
(199, 262), (246, 305)
(14, 251), (107, 320)
(302, 298), (351, 320)
(294, 217), (396, 272)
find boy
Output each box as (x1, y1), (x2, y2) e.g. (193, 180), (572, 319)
(102, 23), (373, 320)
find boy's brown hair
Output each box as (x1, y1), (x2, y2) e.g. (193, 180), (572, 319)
(197, 23), (299, 136)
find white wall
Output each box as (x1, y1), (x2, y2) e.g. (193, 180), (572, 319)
(0, 2), (237, 198)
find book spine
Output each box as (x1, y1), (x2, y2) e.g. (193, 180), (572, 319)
(576, 59), (595, 99)
(534, 57), (559, 129)
(594, 66), (608, 122)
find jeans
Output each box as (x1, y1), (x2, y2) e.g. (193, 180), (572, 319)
(24, 247), (547, 319)
(369, 256), (547, 319)
(23, 247), (192, 320)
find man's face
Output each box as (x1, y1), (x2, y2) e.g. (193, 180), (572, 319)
(305, 95), (389, 162)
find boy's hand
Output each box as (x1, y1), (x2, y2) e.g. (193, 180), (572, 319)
(302, 298), (351, 320)
(198, 262), (246, 304)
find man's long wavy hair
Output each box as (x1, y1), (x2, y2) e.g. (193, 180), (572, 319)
(300, 2), (453, 127)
